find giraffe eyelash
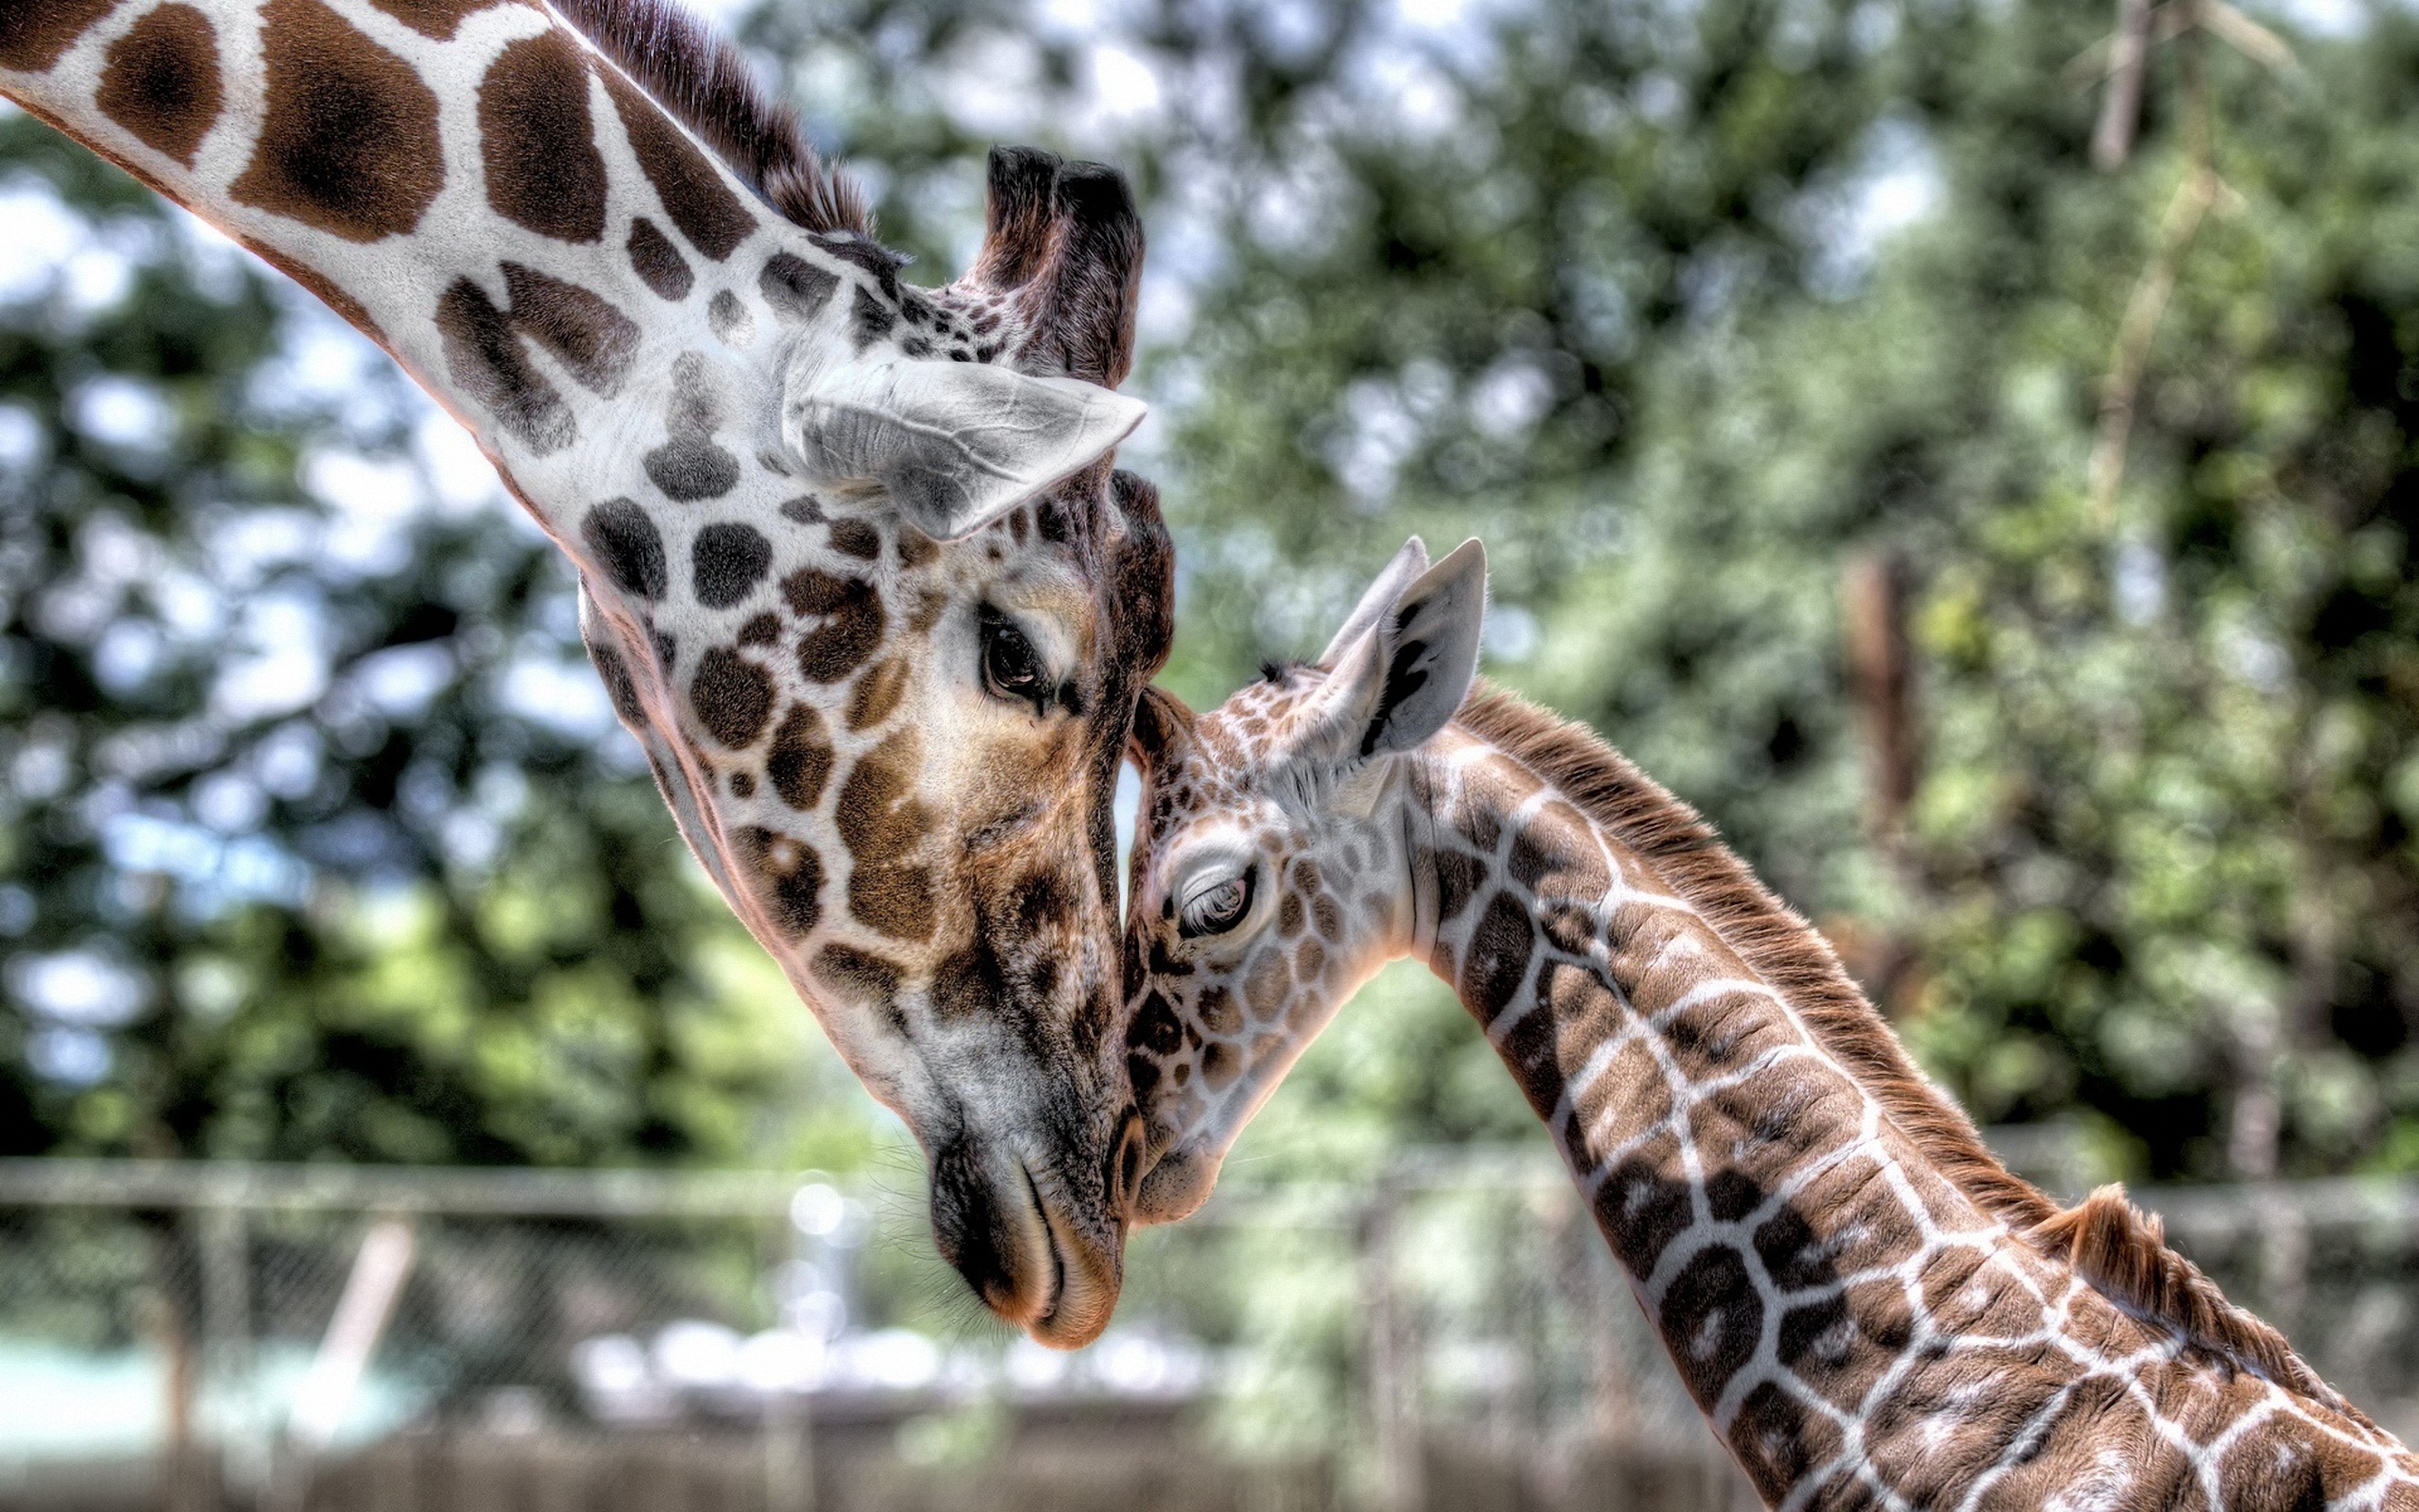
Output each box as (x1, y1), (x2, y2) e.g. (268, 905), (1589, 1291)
(1177, 867), (1256, 938)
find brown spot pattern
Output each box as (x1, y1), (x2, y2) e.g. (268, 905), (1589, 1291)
(364, 0), (499, 37)
(96, 5), (223, 167)
(479, 31), (606, 243)
(580, 498), (666, 600)
(738, 826), (821, 939)
(600, 67), (756, 260)
(627, 218), (693, 301)
(766, 705), (834, 811)
(688, 648), (772, 748)
(846, 657), (909, 731)
(229, 0), (442, 242)
(759, 251), (837, 319)
(0, 0), (114, 72)
(782, 570), (884, 683)
(437, 264), (639, 454)
(835, 734), (935, 941)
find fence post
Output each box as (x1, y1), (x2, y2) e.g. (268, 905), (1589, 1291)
(1364, 1169), (1418, 1512)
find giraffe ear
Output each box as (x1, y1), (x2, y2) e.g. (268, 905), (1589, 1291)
(1311, 538), (1488, 764)
(782, 354), (1146, 541)
(1318, 536), (1431, 668)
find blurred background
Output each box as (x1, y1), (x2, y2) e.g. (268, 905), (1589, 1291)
(5, 0), (2419, 1503)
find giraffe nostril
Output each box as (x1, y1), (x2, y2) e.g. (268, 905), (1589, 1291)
(1109, 1109), (1149, 1221)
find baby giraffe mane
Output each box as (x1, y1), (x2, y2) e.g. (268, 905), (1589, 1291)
(1454, 684), (2353, 1416)
(552, 0), (872, 237)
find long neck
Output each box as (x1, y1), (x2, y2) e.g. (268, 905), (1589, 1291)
(1395, 717), (2419, 1507)
(2, 0), (786, 526)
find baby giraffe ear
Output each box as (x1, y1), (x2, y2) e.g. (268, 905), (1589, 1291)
(782, 354), (1147, 541)
(1319, 536), (1431, 667)
(1310, 538), (1488, 765)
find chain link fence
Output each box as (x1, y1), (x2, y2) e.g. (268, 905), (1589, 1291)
(3, 1149), (2415, 1511)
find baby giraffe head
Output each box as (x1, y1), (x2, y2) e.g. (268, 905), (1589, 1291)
(1122, 538), (1488, 1221)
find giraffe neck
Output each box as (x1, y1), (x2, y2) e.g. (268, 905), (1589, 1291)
(2, 0), (879, 543)
(1390, 714), (2419, 1508)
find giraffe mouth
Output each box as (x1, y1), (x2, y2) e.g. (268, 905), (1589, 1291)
(1017, 1161), (1121, 1350)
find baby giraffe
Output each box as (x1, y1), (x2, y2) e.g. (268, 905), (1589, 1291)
(1122, 537), (2419, 1509)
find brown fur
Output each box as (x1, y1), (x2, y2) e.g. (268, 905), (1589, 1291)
(550, 0), (871, 237)
(1456, 684), (2352, 1416)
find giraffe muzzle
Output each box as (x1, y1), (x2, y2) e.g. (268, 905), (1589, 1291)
(928, 1133), (1125, 1349)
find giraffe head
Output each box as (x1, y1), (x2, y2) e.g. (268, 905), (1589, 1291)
(567, 145), (1177, 1342)
(1122, 539), (1487, 1221)
(578, 147), (1180, 1344)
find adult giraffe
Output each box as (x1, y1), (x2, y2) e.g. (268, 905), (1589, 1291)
(1120, 538), (2419, 1506)
(1, 0), (1172, 1345)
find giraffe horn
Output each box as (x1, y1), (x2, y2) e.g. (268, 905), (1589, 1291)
(963, 146), (1146, 389)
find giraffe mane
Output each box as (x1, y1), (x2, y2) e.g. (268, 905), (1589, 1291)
(1455, 684), (2359, 1419)
(551, 0), (873, 238)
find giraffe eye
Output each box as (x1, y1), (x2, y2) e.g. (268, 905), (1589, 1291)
(979, 606), (1050, 716)
(1179, 871), (1254, 938)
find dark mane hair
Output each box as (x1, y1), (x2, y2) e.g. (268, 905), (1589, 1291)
(552, 0), (872, 237)
(1456, 683), (2360, 1419)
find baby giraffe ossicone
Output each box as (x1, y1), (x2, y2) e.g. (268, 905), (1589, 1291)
(1122, 538), (2419, 1509)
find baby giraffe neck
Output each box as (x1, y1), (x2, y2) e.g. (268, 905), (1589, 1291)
(1390, 693), (2419, 1509)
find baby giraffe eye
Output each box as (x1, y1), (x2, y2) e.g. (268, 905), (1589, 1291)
(1179, 871), (1255, 938)
(979, 605), (1050, 716)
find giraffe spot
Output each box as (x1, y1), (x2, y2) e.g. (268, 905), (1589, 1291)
(1507, 800), (1610, 901)
(849, 285), (895, 349)
(581, 634), (646, 723)
(579, 500), (667, 600)
(1593, 1138), (1691, 1276)
(896, 529), (939, 570)
(1427, 848), (1487, 926)
(1243, 951), (1288, 1023)
(783, 569), (884, 683)
(907, 590), (947, 634)
(1201, 1039), (1241, 1091)
(439, 265), (639, 454)
(1311, 893), (1342, 942)
(1538, 902), (1594, 956)
(766, 704), (833, 812)
(835, 733), (936, 941)
(929, 943), (1008, 1023)
(690, 521), (771, 609)
(1458, 892), (1534, 1024)
(478, 30), (606, 243)
(738, 612), (780, 648)
(1727, 1381), (1845, 1506)
(0, 0), (113, 72)
(1276, 893), (1303, 939)
(846, 657), (910, 731)
(364, 0), (500, 37)
(1657, 1244), (1760, 1410)
(758, 252), (838, 320)
(1293, 938), (1325, 982)
(778, 495), (826, 524)
(96, 5), (223, 167)
(688, 648), (772, 748)
(601, 68), (756, 260)
(707, 290), (754, 346)
(1126, 1049), (1162, 1103)
(1196, 985), (1240, 1036)
(643, 352), (741, 501)
(737, 825), (821, 939)
(826, 518), (880, 561)
(1497, 963), (1591, 1119)
(813, 942), (903, 1018)
(230, 0), (442, 242)
(627, 218), (693, 301)
(807, 230), (906, 298)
